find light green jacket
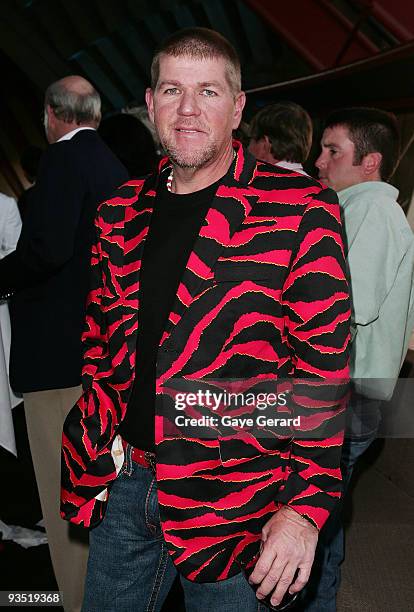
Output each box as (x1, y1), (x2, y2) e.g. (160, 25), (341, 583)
(339, 181), (414, 400)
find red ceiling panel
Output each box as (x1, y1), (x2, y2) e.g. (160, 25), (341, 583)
(244, 0), (379, 70)
(369, 0), (414, 42)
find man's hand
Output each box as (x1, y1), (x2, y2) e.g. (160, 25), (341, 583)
(249, 505), (318, 607)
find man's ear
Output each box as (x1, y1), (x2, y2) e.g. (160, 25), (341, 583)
(145, 88), (155, 124)
(232, 91), (246, 129)
(362, 151), (382, 177)
(46, 105), (55, 123)
(263, 135), (272, 155)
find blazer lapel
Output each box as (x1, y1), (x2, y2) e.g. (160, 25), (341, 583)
(160, 144), (257, 346)
(119, 171), (161, 366)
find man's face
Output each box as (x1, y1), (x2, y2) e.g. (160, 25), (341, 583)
(315, 125), (365, 192)
(146, 54), (245, 169)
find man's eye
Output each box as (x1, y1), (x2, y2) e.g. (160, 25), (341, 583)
(329, 149), (338, 156)
(201, 89), (217, 96)
(164, 88), (179, 95)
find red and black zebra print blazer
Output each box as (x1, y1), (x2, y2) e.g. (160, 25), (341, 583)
(61, 142), (350, 582)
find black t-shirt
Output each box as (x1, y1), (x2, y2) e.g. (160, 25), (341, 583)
(118, 172), (219, 450)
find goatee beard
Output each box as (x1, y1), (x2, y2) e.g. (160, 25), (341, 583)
(162, 141), (218, 170)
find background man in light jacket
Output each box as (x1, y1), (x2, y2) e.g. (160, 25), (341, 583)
(305, 106), (414, 611)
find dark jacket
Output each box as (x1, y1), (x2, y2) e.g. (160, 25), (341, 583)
(0, 129), (128, 392)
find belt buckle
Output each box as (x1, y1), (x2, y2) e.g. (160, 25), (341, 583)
(144, 451), (156, 474)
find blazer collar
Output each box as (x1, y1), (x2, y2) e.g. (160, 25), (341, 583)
(122, 142), (257, 358)
(160, 142), (257, 345)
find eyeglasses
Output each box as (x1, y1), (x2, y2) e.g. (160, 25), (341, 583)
(237, 554), (299, 611)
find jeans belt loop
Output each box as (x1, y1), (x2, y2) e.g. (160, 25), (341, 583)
(121, 438), (156, 474)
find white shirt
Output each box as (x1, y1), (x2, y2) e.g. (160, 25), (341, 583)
(0, 194), (21, 258)
(0, 194), (22, 455)
(276, 160), (309, 176)
(275, 160), (309, 176)
(57, 126), (95, 142)
(275, 159), (309, 176)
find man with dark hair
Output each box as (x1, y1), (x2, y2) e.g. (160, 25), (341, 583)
(0, 75), (128, 612)
(318, 106), (400, 188)
(304, 107), (414, 611)
(61, 29), (350, 612)
(248, 101), (313, 174)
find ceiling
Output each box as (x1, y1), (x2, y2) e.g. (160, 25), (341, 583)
(1, 0), (414, 195)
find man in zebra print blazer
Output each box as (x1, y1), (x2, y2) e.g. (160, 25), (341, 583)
(61, 28), (350, 611)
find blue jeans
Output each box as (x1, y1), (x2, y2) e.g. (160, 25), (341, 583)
(299, 426), (379, 612)
(82, 445), (266, 612)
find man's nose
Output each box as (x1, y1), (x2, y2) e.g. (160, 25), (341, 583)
(177, 91), (201, 116)
(315, 153), (325, 169)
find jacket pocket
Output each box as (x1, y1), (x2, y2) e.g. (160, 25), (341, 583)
(214, 262), (277, 283)
(218, 432), (292, 466)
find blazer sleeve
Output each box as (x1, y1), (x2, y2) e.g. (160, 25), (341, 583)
(79, 210), (109, 387)
(277, 186), (351, 530)
(60, 203), (115, 525)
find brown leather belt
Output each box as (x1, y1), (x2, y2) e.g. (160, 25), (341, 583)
(122, 439), (156, 473)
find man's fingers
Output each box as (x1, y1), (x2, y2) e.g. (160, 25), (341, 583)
(267, 562), (297, 607)
(288, 564), (312, 594)
(255, 558), (289, 600)
(248, 546), (273, 585)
